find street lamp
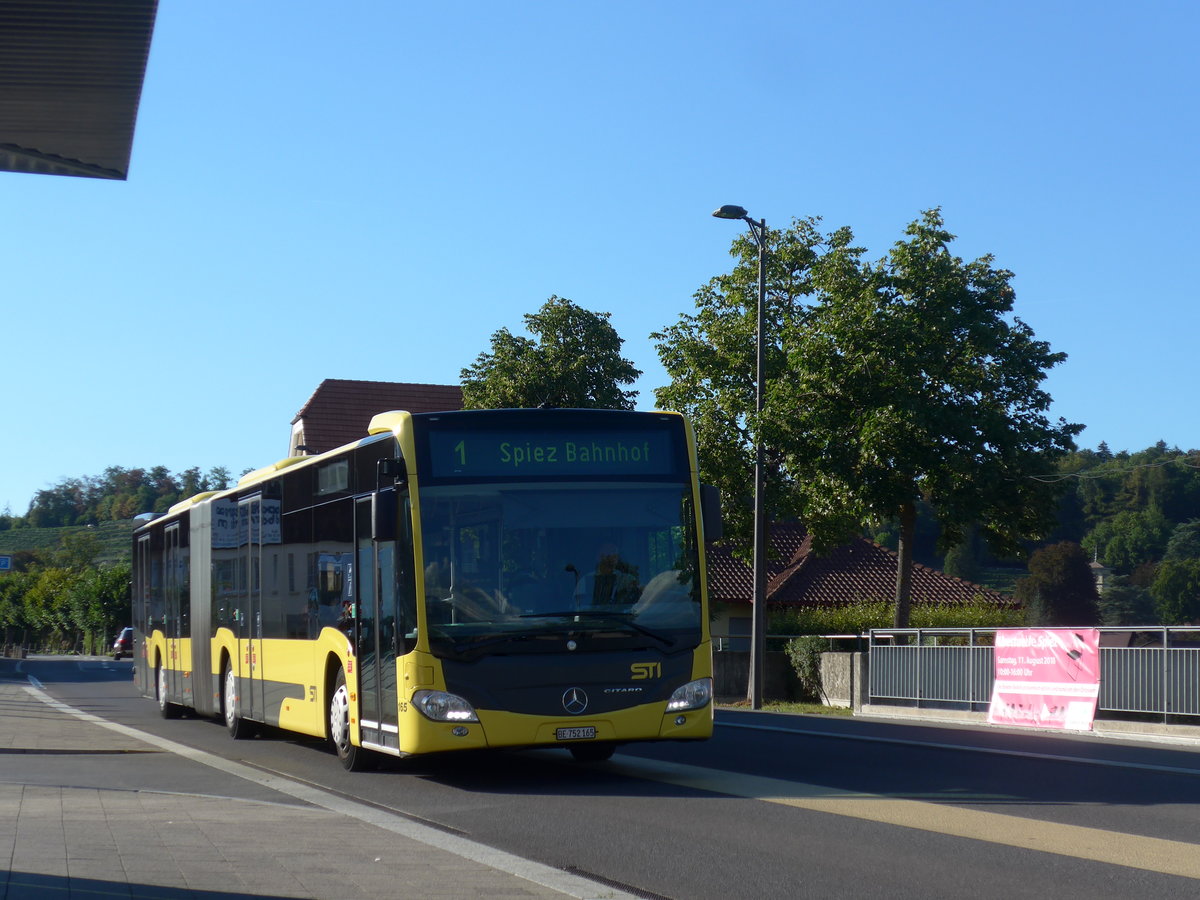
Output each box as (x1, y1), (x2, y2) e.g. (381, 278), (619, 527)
(712, 204), (768, 710)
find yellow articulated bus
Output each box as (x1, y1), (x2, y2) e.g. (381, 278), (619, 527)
(134, 408), (719, 769)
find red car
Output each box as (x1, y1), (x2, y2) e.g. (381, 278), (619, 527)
(112, 627), (133, 660)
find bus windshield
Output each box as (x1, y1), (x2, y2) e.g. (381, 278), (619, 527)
(418, 482), (701, 660)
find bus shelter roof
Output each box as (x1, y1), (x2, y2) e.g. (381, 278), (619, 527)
(0, 0), (158, 180)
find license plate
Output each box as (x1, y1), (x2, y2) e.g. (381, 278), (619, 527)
(556, 726), (597, 741)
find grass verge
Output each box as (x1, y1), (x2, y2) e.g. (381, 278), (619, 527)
(718, 699), (854, 716)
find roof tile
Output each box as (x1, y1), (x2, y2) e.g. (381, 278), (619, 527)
(292, 379), (462, 453)
(706, 522), (1008, 607)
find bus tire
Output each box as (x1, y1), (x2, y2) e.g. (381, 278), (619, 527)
(156, 662), (180, 719)
(222, 658), (255, 740)
(329, 668), (374, 771)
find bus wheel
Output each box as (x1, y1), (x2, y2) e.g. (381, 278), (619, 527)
(569, 742), (616, 763)
(156, 663), (180, 719)
(222, 660), (254, 739)
(329, 668), (374, 771)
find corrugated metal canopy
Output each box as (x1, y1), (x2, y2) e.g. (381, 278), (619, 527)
(0, 0), (157, 180)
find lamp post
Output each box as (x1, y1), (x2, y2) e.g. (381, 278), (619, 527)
(712, 204), (768, 709)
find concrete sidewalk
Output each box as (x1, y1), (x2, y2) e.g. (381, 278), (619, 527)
(0, 678), (621, 900)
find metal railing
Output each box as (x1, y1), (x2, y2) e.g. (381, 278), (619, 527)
(712, 633), (865, 653)
(868, 627), (1200, 722)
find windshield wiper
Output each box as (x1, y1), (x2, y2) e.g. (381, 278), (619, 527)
(519, 610), (676, 647)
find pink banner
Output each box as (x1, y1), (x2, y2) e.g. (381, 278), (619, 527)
(987, 629), (1101, 730)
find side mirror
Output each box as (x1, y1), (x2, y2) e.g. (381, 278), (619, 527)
(373, 489), (398, 542)
(700, 484), (723, 542)
(377, 457), (405, 487)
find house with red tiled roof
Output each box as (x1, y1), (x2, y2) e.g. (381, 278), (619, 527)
(706, 521), (1009, 645)
(289, 379), (463, 456)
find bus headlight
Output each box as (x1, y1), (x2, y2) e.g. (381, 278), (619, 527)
(413, 690), (479, 722)
(666, 678), (712, 712)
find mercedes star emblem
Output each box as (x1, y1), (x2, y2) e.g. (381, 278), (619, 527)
(562, 687), (589, 715)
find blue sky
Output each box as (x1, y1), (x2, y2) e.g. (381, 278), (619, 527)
(4, 1), (1197, 515)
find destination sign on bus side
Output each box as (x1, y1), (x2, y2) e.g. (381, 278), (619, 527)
(427, 429), (682, 478)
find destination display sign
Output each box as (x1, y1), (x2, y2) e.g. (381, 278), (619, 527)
(426, 428), (683, 479)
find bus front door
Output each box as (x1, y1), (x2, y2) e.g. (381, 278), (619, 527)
(355, 493), (400, 751)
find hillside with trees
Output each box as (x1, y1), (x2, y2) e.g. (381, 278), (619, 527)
(0, 530), (129, 655)
(2, 464), (233, 530)
(900, 441), (1200, 625)
(1, 464), (234, 654)
(1054, 442), (1200, 624)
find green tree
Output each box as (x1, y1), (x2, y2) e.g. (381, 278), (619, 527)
(1150, 558), (1200, 624)
(1164, 520), (1200, 561)
(0, 531), (130, 652)
(0, 569), (35, 646)
(72, 560), (131, 653)
(942, 533), (982, 584)
(1015, 541), (1101, 626)
(206, 466), (233, 491)
(180, 467), (204, 497)
(867, 500), (943, 568)
(23, 567), (77, 650)
(1098, 579), (1158, 626)
(461, 296), (641, 410)
(50, 529), (102, 571)
(653, 217), (824, 551)
(27, 480), (85, 527)
(1115, 443), (1200, 523)
(1082, 507), (1172, 573)
(655, 210), (1080, 626)
(23, 464), (234, 526)
(1067, 445), (1200, 534)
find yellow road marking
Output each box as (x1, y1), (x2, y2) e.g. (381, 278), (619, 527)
(608, 758), (1200, 880)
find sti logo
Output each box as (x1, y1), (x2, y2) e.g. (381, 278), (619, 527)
(630, 662), (661, 680)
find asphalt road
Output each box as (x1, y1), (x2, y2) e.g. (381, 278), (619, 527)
(10, 656), (1200, 899)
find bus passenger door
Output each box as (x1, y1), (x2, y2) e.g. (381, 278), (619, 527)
(164, 524), (183, 703)
(240, 496), (265, 723)
(376, 489), (400, 743)
(355, 491), (400, 750)
(135, 534), (152, 697)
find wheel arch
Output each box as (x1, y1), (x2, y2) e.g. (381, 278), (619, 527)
(217, 647), (235, 719)
(322, 652), (346, 742)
